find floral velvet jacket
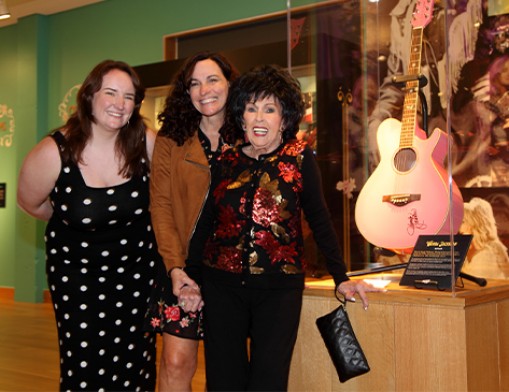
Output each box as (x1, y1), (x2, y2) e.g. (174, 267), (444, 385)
(188, 139), (348, 289)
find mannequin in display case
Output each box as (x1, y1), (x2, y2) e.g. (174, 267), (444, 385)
(460, 197), (509, 279)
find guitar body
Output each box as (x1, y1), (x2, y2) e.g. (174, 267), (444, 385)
(355, 118), (464, 251)
(355, 0), (463, 252)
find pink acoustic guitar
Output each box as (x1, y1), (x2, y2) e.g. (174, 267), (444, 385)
(354, 0), (464, 252)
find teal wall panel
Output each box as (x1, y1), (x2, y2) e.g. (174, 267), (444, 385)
(1, 0), (318, 301)
(0, 25), (20, 290)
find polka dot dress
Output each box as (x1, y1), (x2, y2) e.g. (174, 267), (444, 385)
(45, 131), (157, 391)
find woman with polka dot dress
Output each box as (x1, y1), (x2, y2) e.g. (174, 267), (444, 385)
(17, 60), (158, 391)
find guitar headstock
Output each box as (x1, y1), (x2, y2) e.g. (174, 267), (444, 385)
(412, 0), (435, 29)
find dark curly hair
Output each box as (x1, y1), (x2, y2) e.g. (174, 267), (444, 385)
(228, 64), (305, 141)
(157, 51), (240, 145)
(60, 59), (148, 178)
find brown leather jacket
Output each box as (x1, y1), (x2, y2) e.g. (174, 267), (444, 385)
(150, 132), (210, 272)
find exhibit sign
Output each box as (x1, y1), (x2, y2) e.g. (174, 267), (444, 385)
(400, 234), (473, 290)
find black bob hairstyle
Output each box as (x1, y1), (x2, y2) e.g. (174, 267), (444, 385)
(227, 64), (305, 141)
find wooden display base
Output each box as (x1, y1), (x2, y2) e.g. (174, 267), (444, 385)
(289, 274), (509, 391)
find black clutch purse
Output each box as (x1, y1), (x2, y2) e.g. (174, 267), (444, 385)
(315, 293), (370, 383)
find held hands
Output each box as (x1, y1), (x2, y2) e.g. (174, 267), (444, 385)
(178, 285), (204, 313)
(337, 280), (385, 310)
(170, 268), (204, 313)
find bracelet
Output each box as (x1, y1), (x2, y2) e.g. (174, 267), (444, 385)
(167, 266), (184, 278)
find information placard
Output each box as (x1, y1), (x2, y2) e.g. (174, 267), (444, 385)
(399, 234), (472, 290)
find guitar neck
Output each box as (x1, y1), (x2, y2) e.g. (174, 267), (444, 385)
(400, 26), (424, 148)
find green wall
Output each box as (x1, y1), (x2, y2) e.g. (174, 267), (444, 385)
(0, 25), (18, 291)
(0, 0), (320, 302)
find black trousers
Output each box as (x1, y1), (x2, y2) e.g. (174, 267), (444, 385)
(202, 278), (303, 391)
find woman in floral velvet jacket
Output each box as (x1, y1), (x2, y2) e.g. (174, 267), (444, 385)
(187, 64), (380, 391)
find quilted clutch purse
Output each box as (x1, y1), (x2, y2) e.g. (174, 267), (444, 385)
(315, 294), (370, 383)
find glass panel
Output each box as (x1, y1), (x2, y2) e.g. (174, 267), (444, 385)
(354, 0), (509, 289)
(287, 1), (366, 273)
(137, 0), (509, 285)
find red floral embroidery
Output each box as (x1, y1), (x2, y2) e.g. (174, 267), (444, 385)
(287, 213), (301, 238)
(201, 141), (310, 277)
(252, 188), (282, 227)
(216, 205), (245, 238)
(281, 140), (306, 157)
(219, 150), (240, 165)
(278, 161), (302, 186)
(254, 231), (298, 265)
(221, 144), (233, 153)
(213, 180), (229, 203)
(239, 193), (247, 215)
(216, 246), (243, 273)
(164, 306), (181, 321)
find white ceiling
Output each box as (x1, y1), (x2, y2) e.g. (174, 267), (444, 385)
(0, 0), (104, 28)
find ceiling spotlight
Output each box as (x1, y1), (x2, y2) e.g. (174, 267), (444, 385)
(0, 0), (11, 20)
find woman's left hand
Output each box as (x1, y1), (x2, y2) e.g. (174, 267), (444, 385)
(337, 280), (384, 310)
(178, 285), (204, 313)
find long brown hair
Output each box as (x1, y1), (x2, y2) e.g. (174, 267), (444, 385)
(157, 51), (241, 145)
(59, 60), (148, 177)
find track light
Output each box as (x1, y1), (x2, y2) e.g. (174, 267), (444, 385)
(0, 0), (11, 20)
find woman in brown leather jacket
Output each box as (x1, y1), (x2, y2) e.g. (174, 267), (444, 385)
(144, 51), (240, 391)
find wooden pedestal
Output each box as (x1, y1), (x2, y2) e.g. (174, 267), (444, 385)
(289, 275), (509, 391)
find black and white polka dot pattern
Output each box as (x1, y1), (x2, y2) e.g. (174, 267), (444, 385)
(45, 132), (157, 391)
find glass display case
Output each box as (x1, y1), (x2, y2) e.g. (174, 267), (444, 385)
(135, 0), (509, 288)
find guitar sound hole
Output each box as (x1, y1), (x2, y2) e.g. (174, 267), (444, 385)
(394, 148), (416, 172)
